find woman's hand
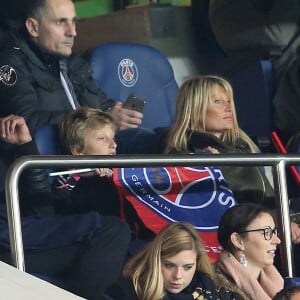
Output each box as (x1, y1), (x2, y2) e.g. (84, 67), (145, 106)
(202, 146), (220, 154)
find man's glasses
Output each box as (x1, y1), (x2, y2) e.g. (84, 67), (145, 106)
(238, 226), (278, 241)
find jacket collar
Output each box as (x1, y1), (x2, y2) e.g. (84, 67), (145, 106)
(9, 29), (62, 71)
(187, 130), (227, 153)
(187, 130), (250, 153)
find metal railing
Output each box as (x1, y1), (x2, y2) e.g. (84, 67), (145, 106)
(5, 153), (300, 277)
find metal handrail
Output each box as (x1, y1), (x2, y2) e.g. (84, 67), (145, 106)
(5, 153), (300, 277)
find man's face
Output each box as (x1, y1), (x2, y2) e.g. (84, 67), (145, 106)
(28, 0), (77, 57)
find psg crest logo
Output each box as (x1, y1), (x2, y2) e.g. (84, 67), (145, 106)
(118, 58), (138, 87)
(0, 65), (17, 86)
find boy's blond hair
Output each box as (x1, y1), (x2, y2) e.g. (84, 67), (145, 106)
(59, 107), (116, 154)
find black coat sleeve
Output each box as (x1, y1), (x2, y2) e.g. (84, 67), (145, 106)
(101, 277), (139, 300)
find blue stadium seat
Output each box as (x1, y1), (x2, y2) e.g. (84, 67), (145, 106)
(85, 42), (179, 130)
(284, 277), (300, 288)
(229, 59), (276, 146)
(34, 124), (60, 155)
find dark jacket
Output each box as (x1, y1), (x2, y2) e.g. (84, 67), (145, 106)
(0, 29), (115, 191)
(168, 130), (275, 208)
(0, 140), (53, 218)
(0, 30), (114, 132)
(0, 139), (102, 251)
(102, 271), (241, 300)
(274, 55), (300, 133)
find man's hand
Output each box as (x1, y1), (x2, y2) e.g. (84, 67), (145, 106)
(109, 101), (143, 130)
(0, 115), (32, 145)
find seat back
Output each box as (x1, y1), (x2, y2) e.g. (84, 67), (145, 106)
(85, 42), (179, 129)
(34, 124), (60, 155)
(229, 59), (276, 145)
(33, 124), (60, 184)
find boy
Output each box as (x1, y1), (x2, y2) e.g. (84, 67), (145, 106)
(54, 107), (121, 217)
(0, 114), (130, 299)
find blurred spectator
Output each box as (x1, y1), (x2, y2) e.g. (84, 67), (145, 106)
(273, 286), (300, 300)
(209, 0), (300, 77)
(273, 54), (300, 133)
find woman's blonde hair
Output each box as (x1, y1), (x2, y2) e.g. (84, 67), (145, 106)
(123, 222), (214, 300)
(164, 75), (257, 153)
(59, 106), (116, 154)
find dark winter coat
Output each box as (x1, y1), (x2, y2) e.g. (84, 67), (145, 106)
(0, 30), (114, 132)
(171, 130), (275, 208)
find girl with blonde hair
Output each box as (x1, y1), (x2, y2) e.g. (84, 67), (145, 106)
(102, 222), (241, 300)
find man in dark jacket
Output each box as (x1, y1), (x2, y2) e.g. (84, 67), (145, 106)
(0, 115), (131, 299)
(0, 0), (155, 154)
(208, 0), (299, 77)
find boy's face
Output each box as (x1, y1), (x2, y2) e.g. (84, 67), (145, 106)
(74, 125), (117, 155)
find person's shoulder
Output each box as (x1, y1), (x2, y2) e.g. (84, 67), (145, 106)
(214, 268), (248, 300)
(0, 31), (30, 67)
(0, 38), (21, 59)
(0, 38), (31, 88)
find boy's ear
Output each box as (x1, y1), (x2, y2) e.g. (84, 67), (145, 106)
(71, 146), (83, 155)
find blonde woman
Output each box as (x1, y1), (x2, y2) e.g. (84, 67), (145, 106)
(163, 75), (274, 207)
(102, 222), (241, 300)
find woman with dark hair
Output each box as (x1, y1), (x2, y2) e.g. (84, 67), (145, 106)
(215, 203), (283, 300)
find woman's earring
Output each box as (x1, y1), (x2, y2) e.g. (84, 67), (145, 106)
(239, 252), (248, 267)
